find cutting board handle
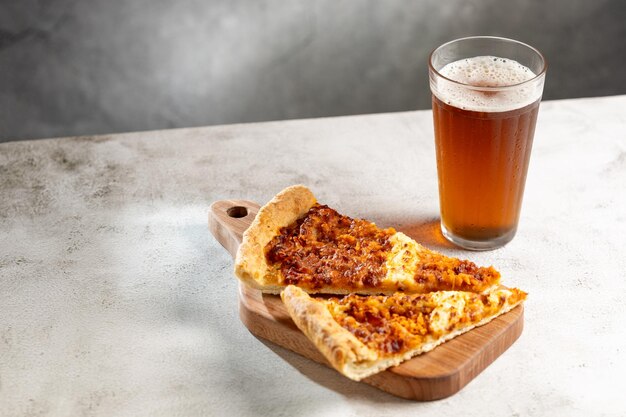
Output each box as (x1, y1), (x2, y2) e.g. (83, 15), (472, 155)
(208, 199), (260, 257)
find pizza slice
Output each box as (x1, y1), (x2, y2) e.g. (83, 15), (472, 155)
(281, 284), (526, 381)
(235, 185), (500, 294)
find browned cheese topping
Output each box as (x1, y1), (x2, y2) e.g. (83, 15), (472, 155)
(265, 204), (500, 292)
(325, 293), (437, 355)
(410, 247), (500, 293)
(265, 205), (395, 290)
(323, 290), (523, 356)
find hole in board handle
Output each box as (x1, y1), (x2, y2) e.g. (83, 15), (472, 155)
(227, 206), (248, 218)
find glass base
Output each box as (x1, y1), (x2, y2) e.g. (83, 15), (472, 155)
(440, 222), (517, 251)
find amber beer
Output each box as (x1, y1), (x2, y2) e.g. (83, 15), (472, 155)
(432, 96), (539, 242)
(429, 38), (546, 250)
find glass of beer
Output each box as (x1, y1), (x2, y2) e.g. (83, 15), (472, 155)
(429, 36), (546, 250)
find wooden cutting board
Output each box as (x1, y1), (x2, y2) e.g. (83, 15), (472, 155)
(208, 199), (524, 401)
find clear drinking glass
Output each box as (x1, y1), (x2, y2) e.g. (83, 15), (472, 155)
(429, 36), (547, 250)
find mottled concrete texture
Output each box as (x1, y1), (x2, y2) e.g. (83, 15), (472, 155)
(1, 0), (625, 141)
(0, 96), (625, 416)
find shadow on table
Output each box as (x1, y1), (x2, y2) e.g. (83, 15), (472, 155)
(393, 218), (457, 251)
(256, 338), (411, 404)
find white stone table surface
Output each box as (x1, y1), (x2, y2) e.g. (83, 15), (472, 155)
(1, 95), (625, 417)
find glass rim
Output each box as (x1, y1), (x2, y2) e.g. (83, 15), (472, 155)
(428, 36), (547, 91)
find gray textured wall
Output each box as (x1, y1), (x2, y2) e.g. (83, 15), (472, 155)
(1, 0), (625, 142)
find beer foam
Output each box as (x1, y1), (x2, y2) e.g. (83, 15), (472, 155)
(434, 56), (542, 112)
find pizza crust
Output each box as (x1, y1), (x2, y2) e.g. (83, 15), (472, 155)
(280, 285), (379, 380)
(234, 184), (317, 293)
(281, 285), (526, 381)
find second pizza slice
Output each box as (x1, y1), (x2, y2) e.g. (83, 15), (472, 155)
(281, 285), (526, 381)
